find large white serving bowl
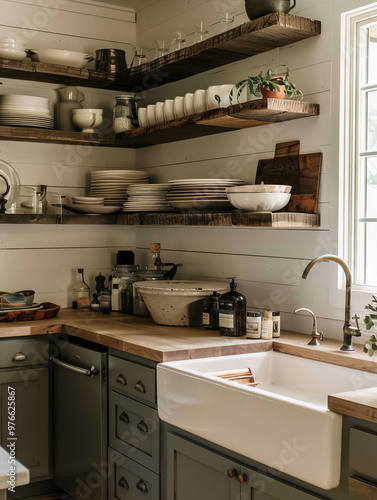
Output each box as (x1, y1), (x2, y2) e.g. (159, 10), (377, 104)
(227, 184), (292, 194)
(134, 280), (229, 326)
(0, 48), (27, 60)
(226, 191), (291, 212)
(27, 49), (93, 68)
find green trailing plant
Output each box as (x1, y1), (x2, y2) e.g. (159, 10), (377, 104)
(215, 67), (303, 106)
(363, 294), (377, 357)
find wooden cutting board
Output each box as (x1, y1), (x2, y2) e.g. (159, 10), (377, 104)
(255, 140), (322, 213)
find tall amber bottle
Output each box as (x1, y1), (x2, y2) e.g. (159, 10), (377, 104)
(219, 277), (246, 337)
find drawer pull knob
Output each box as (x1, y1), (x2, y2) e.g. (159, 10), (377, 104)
(12, 352), (27, 362)
(134, 380), (146, 393)
(238, 473), (248, 483)
(116, 373), (127, 385)
(227, 469), (237, 478)
(118, 477), (129, 489)
(137, 420), (148, 433)
(119, 412), (130, 423)
(136, 480), (148, 493)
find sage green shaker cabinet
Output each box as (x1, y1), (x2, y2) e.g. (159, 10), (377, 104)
(166, 433), (323, 500)
(0, 338), (50, 479)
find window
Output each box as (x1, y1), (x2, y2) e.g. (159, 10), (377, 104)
(342, 4), (377, 290)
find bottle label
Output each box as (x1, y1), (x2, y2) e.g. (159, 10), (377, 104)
(246, 319), (261, 338)
(202, 312), (211, 326)
(261, 322), (271, 339)
(219, 311), (235, 329)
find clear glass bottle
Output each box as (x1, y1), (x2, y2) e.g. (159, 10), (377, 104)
(113, 94), (141, 133)
(71, 268), (90, 311)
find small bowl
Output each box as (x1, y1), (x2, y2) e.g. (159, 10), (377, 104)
(226, 191), (291, 212)
(193, 89), (207, 114)
(1, 293), (27, 307)
(206, 84), (235, 110)
(16, 290), (35, 306)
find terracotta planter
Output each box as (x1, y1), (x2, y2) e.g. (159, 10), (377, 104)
(260, 84), (286, 99)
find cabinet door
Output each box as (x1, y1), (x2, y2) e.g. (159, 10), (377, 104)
(0, 367), (49, 478)
(166, 434), (240, 500)
(241, 466), (322, 500)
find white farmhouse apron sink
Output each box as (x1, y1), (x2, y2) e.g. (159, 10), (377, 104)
(157, 351), (377, 490)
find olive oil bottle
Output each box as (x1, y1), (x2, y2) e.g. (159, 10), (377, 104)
(219, 277), (246, 337)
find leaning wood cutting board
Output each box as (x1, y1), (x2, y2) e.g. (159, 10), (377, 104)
(255, 140), (322, 213)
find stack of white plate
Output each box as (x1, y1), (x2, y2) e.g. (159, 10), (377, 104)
(89, 170), (149, 206)
(0, 94), (53, 129)
(166, 178), (246, 210)
(0, 38), (27, 61)
(123, 183), (174, 212)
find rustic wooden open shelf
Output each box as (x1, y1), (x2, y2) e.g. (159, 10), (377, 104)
(116, 99), (320, 147)
(0, 13), (320, 91)
(0, 212), (320, 228)
(0, 99), (319, 147)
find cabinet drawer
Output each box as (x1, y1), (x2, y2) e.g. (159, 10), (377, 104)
(349, 476), (377, 500)
(109, 391), (160, 473)
(109, 355), (156, 405)
(0, 338), (49, 368)
(108, 447), (159, 500)
(349, 427), (377, 481)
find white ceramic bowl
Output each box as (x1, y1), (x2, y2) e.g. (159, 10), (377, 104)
(137, 107), (148, 127)
(206, 84), (235, 110)
(72, 108), (103, 115)
(193, 89), (207, 114)
(0, 48), (26, 60)
(226, 192), (291, 212)
(72, 196), (104, 204)
(134, 280), (229, 326)
(163, 99), (174, 121)
(0, 38), (25, 45)
(154, 101), (165, 124)
(226, 184), (292, 194)
(27, 49), (93, 68)
(72, 111), (103, 133)
(173, 96), (185, 119)
(183, 93), (195, 116)
(146, 104), (156, 126)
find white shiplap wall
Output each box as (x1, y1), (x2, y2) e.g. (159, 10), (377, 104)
(133, 0), (367, 342)
(0, 0), (138, 305)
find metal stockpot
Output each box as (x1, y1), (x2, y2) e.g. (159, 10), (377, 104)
(95, 48), (127, 74)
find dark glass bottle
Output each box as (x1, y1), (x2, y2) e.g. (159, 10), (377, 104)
(202, 291), (221, 330)
(218, 277), (246, 337)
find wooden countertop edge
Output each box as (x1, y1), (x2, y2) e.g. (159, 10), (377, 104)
(1, 311), (377, 421)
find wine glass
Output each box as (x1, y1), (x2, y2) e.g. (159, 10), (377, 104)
(218, 8), (237, 31)
(171, 31), (187, 51)
(155, 39), (169, 58)
(193, 19), (209, 43)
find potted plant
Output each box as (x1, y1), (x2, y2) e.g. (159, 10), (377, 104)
(363, 294), (377, 357)
(215, 67), (303, 106)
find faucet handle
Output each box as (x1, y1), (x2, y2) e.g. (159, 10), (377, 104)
(352, 314), (361, 330)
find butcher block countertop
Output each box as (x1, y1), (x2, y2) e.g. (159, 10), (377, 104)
(1, 308), (377, 423)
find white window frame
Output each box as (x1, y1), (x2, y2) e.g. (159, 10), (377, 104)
(334, 0), (377, 313)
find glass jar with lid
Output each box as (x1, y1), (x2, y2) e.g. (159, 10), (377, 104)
(113, 93), (143, 134)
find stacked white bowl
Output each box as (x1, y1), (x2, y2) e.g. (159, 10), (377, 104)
(0, 38), (27, 61)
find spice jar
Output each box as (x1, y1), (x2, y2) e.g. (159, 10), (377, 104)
(113, 94), (142, 133)
(246, 311), (262, 338)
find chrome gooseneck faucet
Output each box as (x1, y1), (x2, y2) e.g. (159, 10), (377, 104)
(302, 254), (361, 351)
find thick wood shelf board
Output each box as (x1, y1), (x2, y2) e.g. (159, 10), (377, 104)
(123, 13), (321, 89)
(115, 99), (320, 147)
(0, 126), (115, 146)
(117, 212), (320, 227)
(0, 212), (319, 227)
(0, 14), (320, 90)
(0, 58), (119, 88)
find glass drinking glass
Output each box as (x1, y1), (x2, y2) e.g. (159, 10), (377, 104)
(130, 46), (148, 67)
(171, 31), (187, 51)
(193, 19), (209, 43)
(218, 9), (237, 31)
(155, 39), (169, 58)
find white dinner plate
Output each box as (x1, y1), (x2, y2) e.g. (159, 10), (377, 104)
(62, 204), (123, 214)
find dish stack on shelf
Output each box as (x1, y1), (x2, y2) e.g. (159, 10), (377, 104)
(0, 38), (27, 61)
(166, 178), (246, 210)
(89, 169), (149, 206)
(0, 95), (54, 129)
(122, 183), (173, 212)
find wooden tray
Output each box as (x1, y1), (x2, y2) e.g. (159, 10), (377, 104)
(255, 140), (322, 213)
(0, 302), (60, 322)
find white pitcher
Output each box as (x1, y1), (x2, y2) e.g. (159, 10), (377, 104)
(56, 86), (85, 131)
